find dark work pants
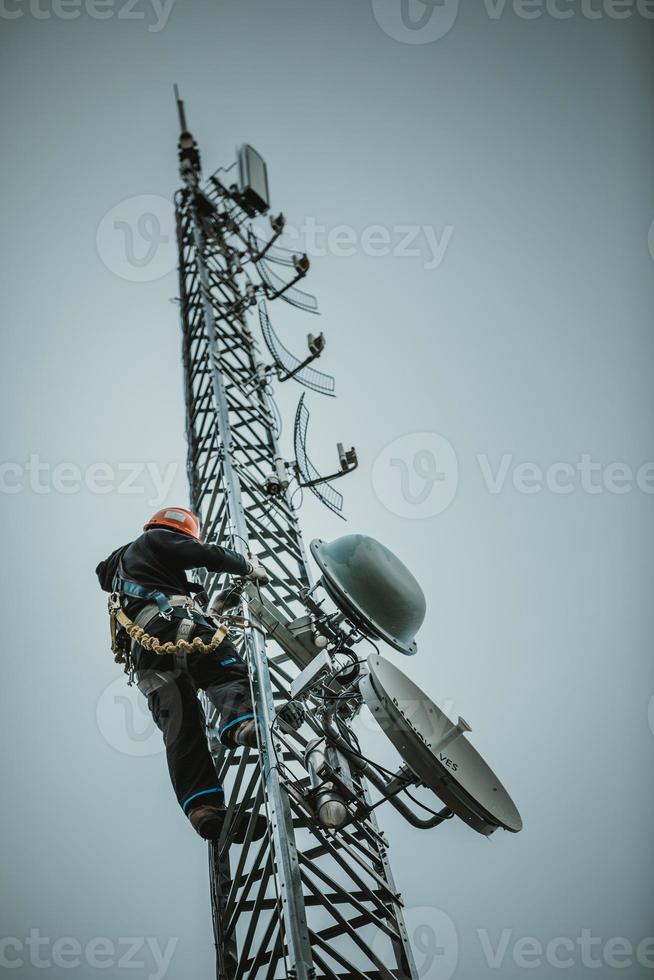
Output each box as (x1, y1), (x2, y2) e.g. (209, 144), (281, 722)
(136, 636), (254, 815)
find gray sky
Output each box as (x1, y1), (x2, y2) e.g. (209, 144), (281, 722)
(1, 1), (653, 977)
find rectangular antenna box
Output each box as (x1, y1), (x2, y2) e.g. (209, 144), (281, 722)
(237, 144), (270, 215)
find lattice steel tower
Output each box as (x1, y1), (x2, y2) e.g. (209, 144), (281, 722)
(172, 92), (419, 980)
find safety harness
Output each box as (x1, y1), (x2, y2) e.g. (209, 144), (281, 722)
(108, 560), (231, 677)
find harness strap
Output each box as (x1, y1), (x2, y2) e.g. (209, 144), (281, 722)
(173, 617), (195, 672)
(112, 559), (218, 631)
(123, 609), (235, 696)
(131, 603), (196, 651)
(113, 560), (174, 618)
(133, 604), (160, 631)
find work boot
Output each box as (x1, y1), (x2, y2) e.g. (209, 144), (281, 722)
(188, 804), (227, 840)
(232, 717), (258, 748)
(230, 702), (305, 749)
(187, 803), (267, 843)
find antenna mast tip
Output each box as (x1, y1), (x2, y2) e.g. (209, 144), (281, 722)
(173, 84), (188, 133)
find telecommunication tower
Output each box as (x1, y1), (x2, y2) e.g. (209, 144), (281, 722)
(171, 87), (522, 980)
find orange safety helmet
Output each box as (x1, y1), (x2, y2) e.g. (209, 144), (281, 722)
(144, 507), (202, 540)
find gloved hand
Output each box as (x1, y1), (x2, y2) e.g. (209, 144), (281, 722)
(208, 585), (242, 617)
(244, 557), (270, 585)
(276, 701), (305, 732)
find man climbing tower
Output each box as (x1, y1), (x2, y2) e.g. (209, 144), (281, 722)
(96, 506), (299, 841)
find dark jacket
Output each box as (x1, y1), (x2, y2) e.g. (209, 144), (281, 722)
(96, 528), (249, 612)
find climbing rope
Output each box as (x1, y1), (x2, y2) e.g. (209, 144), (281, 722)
(108, 595), (241, 664)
